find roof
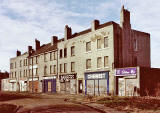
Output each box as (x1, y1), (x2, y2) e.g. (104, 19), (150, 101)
(30, 43), (57, 57)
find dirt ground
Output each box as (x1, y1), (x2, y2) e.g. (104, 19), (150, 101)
(0, 92), (160, 113)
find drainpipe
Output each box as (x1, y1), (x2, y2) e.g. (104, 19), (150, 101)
(32, 57), (34, 93)
(56, 49), (59, 93)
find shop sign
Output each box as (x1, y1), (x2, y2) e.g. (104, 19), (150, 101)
(85, 71), (109, 80)
(29, 77), (38, 81)
(43, 76), (56, 80)
(9, 79), (16, 83)
(59, 74), (76, 82)
(115, 67), (137, 76)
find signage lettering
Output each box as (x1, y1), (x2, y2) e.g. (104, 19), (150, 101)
(115, 67), (137, 76)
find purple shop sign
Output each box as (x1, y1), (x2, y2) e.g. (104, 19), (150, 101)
(115, 67), (137, 76)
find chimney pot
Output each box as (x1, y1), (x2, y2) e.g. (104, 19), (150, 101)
(35, 39), (40, 50)
(64, 25), (72, 40)
(16, 50), (21, 57)
(91, 20), (99, 31)
(51, 36), (58, 45)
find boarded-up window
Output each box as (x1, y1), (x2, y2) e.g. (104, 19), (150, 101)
(64, 63), (67, 73)
(53, 65), (56, 74)
(97, 39), (101, 49)
(71, 46), (75, 56)
(104, 56), (109, 67)
(20, 71), (21, 77)
(104, 37), (108, 48)
(48, 81), (51, 92)
(97, 57), (102, 68)
(134, 39), (138, 51)
(86, 59), (91, 69)
(64, 48), (67, 58)
(60, 64), (63, 73)
(24, 70), (25, 77)
(86, 41), (91, 52)
(26, 70), (27, 76)
(71, 62), (75, 72)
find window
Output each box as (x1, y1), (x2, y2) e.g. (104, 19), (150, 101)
(20, 60), (22, 67)
(44, 66), (47, 75)
(64, 48), (67, 58)
(97, 57), (102, 68)
(60, 49), (63, 58)
(60, 64), (63, 73)
(29, 58), (32, 65)
(64, 63), (67, 73)
(24, 70), (25, 77)
(10, 63), (13, 69)
(19, 71), (21, 77)
(26, 70), (27, 76)
(15, 62), (16, 68)
(134, 39), (138, 51)
(23, 59), (25, 66)
(104, 37), (108, 48)
(86, 41), (91, 52)
(53, 65), (56, 74)
(50, 52), (52, 61)
(36, 56), (38, 64)
(35, 68), (38, 76)
(104, 56), (109, 67)
(15, 71), (16, 78)
(26, 59), (28, 66)
(50, 65), (53, 74)
(86, 59), (91, 69)
(44, 53), (47, 61)
(71, 62), (75, 72)
(53, 52), (56, 60)
(97, 39), (101, 49)
(71, 46), (75, 56)
(29, 69), (32, 77)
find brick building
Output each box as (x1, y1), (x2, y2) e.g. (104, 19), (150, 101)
(8, 6), (155, 95)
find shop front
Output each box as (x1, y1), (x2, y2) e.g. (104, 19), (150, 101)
(29, 77), (39, 93)
(85, 71), (109, 95)
(9, 79), (18, 91)
(42, 76), (56, 93)
(19, 79), (27, 92)
(115, 67), (139, 96)
(59, 74), (77, 94)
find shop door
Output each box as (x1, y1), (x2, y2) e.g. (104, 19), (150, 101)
(125, 79), (137, 96)
(48, 81), (51, 92)
(78, 80), (83, 93)
(95, 80), (99, 95)
(99, 79), (107, 94)
(70, 79), (76, 94)
(51, 79), (56, 93)
(86, 80), (94, 95)
(66, 82), (70, 93)
(118, 78), (125, 96)
(60, 83), (65, 93)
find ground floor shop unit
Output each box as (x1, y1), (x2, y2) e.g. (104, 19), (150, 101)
(42, 76), (56, 93)
(85, 71), (109, 95)
(115, 67), (160, 96)
(28, 78), (39, 93)
(19, 80), (27, 92)
(59, 73), (77, 94)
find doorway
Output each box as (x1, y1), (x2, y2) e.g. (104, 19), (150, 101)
(78, 80), (83, 93)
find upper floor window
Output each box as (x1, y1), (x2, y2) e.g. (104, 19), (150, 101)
(97, 57), (102, 68)
(64, 63), (67, 73)
(134, 39), (138, 51)
(104, 56), (109, 67)
(26, 59), (28, 66)
(10, 63), (13, 69)
(71, 62), (75, 72)
(44, 66), (47, 75)
(20, 60), (22, 67)
(60, 49), (63, 58)
(104, 37), (108, 48)
(53, 65), (56, 74)
(86, 41), (91, 52)
(44, 53), (47, 62)
(53, 51), (56, 60)
(23, 59), (25, 66)
(20, 71), (21, 77)
(24, 70), (25, 77)
(64, 48), (67, 58)
(15, 62), (16, 68)
(50, 65), (53, 74)
(26, 69), (28, 77)
(71, 46), (75, 56)
(36, 56), (38, 64)
(60, 64), (63, 73)
(97, 39), (101, 49)
(15, 71), (17, 78)
(35, 68), (38, 76)
(50, 52), (53, 61)
(86, 59), (91, 69)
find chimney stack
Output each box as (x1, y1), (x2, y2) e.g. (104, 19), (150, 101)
(64, 25), (72, 40)
(91, 20), (99, 31)
(28, 46), (32, 56)
(51, 36), (58, 45)
(16, 50), (21, 57)
(35, 39), (40, 50)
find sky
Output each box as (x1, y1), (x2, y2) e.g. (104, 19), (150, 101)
(0, 0), (160, 72)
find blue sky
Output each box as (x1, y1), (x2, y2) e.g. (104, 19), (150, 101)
(0, 0), (160, 72)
